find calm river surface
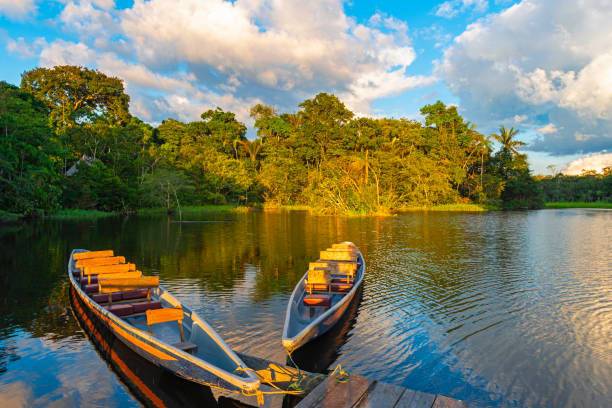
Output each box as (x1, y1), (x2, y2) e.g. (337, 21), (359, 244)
(0, 209), (610, 407)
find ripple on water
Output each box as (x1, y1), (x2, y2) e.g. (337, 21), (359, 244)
(0, 209), (610, 408)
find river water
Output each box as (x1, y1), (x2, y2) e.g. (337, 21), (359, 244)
(0, 209), (610, 407)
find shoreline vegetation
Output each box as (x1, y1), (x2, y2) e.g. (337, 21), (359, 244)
(4, 202), (611, 223)
(544, 202), (612, 209)
(44, 203), (496, 220)
(1, 66), (610, 220)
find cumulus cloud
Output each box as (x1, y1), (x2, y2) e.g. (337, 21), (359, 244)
(562, 152), (612, 175)
(25, 0), (430, 125)
(537, 123), (557, 134)
(437, 0), (612, 155)
(0, 0), (36, 20)
(39, 39), (262, 124)
(6, 37), (47, 58)
(435, 0), (488, 19)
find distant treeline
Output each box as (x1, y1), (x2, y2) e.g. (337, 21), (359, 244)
(538, 171), (612, 203)
(1, 65), (606, 217)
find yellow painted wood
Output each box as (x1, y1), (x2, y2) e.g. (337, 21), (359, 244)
(307, 269), (330, 285)
(83, 263), (136, 276)
(332, 242), (356, 250)
(320, 250), (357, 262)
(73, 250), (114, 260)
(146, 307), (183, 326)
(97, 271), (142, 281)
(75, 256), (125, 268)
(99, 276), (158, 293)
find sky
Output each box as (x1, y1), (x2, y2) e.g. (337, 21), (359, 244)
(1, 0), (611, 175)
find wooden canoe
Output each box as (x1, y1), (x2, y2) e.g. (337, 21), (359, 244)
(68, 249), (260, 394)
(282, 243), (365, 352)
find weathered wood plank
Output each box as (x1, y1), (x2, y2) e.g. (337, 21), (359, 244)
(432, 395), (468, 408)
(394, 389), (436, 408)
(296, 374), (373, 408)
(356, 381), (405, 407)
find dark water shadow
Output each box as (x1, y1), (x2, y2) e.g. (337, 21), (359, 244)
(287, 286), (363, 374)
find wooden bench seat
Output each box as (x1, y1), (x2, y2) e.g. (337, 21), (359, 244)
(303, 294), (331, 307)
(73, 250), (114, 260)
(99, 276), (159, 305)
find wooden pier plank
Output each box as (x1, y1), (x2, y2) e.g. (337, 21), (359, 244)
(431, 395), (468, 408)
(394, 389), (437, 408)
(227, 352), (466, 408)
(296, 374), (373, 408)
(356, 381), (406, 407)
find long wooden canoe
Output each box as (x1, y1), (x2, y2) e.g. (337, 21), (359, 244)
(68, 249), (260, 394)
(282, 242), (365, 352)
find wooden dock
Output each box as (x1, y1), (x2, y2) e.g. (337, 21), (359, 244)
(295, 372), (466, 408)
(215, 352), (469, 408)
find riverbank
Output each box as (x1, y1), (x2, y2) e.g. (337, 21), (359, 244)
(262, 202), (496, 216)
(15, 201), (598, 223)
(41, 205), (251, 220)
(545, 202), (612, 209)
(0, 210), (23, 223)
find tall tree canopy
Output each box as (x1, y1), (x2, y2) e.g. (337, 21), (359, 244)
(20, 65), (130, 131)
(0, 81), (62, 214)
(0, 66), (567, 216)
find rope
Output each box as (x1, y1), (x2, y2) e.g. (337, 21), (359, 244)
(215, 350), (354, 407)
(328, 364), (350, 383)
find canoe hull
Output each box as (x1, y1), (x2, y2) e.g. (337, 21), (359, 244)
(282, 252), (365, 352)
(68, 249), (259, 393)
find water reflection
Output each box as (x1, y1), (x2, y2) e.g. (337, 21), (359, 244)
(0, 209), (610, 408)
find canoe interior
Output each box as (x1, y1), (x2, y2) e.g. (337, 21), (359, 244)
(69, 249), (254, 386)
(285, 253), (364, 341)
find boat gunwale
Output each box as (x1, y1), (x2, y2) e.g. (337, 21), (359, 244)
(68, 249), (260, 392)
(282, 252), (365, 350)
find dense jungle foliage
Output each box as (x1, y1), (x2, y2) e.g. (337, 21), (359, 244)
(3, 65), (605, 217)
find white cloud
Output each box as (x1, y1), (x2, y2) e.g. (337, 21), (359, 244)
(437, 0), (612, 155)
(6, 37), (47, 58)
(435, 0), (488, 19)
(537, 123), (557, 134)
(562, 152), (612, 175)
(39, 39), (262, 124)
(0, 0), (36, 19)
(27, 0), (430, 125)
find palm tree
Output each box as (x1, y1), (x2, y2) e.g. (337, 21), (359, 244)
(490, 126), (526, 155)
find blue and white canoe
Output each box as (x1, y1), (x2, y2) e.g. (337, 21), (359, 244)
(282, 242), (365, 352)
(68, 249), (260, 394)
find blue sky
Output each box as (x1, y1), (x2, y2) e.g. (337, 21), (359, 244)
(1, 0), (611, 174)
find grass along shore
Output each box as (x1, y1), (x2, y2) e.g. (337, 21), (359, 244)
(545, 202), (612, 209)
(16, 201), (608, 222)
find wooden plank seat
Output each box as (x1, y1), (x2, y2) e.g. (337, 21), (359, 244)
(73, 250), (114, 260)
(146, 307), (197, 354)
(303, 294), (331, 307)
(319, 249), (358, 262)
(331, 276), (354, 284)
(105, 303), (134, 317)
(312, 260), (358, 274)
(132, 301), (162, 314)
(305, 268), (331, 295)
(305, 282), (353, 294)
(99, 276), (159, 305)
(100, 276), (161, 317)
(331, 242), (357, 250)
(91, 289), (149, 304)
(104, 301), (162, 317)
(81, 271), (142, 286)
(84, 263), (136, 274)
(75, 256), (125, 269)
